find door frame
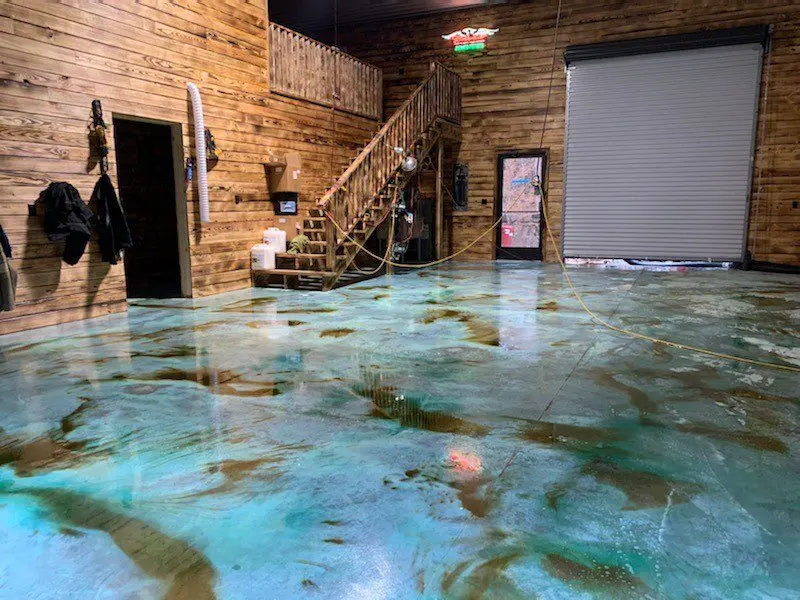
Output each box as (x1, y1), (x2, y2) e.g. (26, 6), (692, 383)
(495, 149), (547, 260)
(112, 114), (192, 298)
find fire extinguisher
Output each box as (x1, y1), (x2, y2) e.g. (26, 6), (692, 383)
(501, 219), (514, 246)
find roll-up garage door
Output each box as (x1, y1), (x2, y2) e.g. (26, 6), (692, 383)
(563, 31), (765, 261)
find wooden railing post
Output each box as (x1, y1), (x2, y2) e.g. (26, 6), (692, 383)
(435, 136), (444, 260)
(325, 216), (336, 271)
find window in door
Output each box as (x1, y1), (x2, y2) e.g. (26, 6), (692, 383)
(496, 152), (544, 260)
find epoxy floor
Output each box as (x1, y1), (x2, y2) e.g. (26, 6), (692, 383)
(0, 262), (798, 599)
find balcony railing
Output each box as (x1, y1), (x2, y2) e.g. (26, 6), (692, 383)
(269, 23), (383, 120)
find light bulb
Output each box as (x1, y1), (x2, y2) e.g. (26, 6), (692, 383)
(401, 155), (418, 172)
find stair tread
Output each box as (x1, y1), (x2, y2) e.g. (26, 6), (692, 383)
(276, 252), (326, 259)
(307, 240), (355, 246)
(255, 268), (336, 277)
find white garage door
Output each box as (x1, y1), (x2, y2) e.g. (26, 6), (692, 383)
(563, 38), (764, 261)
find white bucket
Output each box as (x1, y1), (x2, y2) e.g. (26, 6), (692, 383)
(251, 244), (276, 271)
(263, 227), (287, 253)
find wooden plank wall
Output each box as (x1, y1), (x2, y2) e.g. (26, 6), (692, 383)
(0, 0), (378, 335)
(340, 0), (800, 265)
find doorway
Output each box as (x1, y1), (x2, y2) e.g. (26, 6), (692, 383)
(113, 116), (191, 298)
(496, 152), (545, 260)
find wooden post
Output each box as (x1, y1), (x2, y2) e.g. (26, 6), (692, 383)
(325, 215), (336, 271)
(435, 137), (444, 260)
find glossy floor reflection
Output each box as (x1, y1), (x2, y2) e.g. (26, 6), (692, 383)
(0, 262), (798, 599)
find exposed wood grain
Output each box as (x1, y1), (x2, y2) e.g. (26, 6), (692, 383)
(0, 0), (378, 334)
(341, 0), (800, 265)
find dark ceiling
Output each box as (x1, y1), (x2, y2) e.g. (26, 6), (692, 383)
(269, 0), (506, 42)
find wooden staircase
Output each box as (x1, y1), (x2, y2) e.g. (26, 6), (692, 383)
(257, 63), (461, 291)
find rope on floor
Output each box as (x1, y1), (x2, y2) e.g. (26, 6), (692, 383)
(322, 0), (797, 375)
(539, 198), (800, 374)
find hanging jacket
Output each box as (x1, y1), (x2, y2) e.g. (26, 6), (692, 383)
(0, 223), (11, 258)
(42, 182), (94, 265)
(0, 243), (17, 312)
(92, 174), (132, 264)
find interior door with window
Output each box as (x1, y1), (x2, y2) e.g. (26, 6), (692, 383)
(496, 152), (544, 260)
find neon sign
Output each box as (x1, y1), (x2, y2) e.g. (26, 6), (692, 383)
(443, 27), (499, 54)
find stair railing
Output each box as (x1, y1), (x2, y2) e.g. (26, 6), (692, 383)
(318, 63), (461, 246)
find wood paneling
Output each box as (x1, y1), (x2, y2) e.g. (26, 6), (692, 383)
(341, 0), (800, 265)
(0, 0), (378, 335)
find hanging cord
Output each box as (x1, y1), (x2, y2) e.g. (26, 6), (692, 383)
(323, 0), (564, 269)
(328, 0), (340, 190)
(750, 34), (773, 259)
(324, 2), (797, 375)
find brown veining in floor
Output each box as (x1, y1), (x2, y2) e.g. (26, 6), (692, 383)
(320, 328), (355, 338)
(108, 368), (285, 398)
(59, 397), (97, 435)
(131, 346), (199, 359)
(424, 293), (502, 306)
(18, 488), (217, 599)
(276, 307), (337, 315)
(418, 271), (466, 280)
(187, 459), (281, 499)
(443, 551), (526, 599)
(0, 436), (96, 477)
(519, 421), (622, 448)
(592, 369), (658, 417)
(545, 483), (569, 511)
(422, 309), (500, 347)
(214, 297), (278, 313)
(542, 553), (650, 598)
(581, 458), (702, 510)
(0, 397), (107, 477)
(451, 476), (493, 518)
(676, 423), (788, 453)
(536, 301), (560, 311)
(351, 284), (392, 291)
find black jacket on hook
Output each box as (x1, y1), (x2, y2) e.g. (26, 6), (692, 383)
(0, 223), (11, 259)
(92, 174), (132, 264)
(0, 223), (16, 312)
(42, 182), (94, 265)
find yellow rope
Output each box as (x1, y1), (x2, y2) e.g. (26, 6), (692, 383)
(351, 200), (396, 275)
(329, 201), (800, 373)
(326, 208), (504, 268)
(539, 198), (800, 374)
(320, 0), (796, 374)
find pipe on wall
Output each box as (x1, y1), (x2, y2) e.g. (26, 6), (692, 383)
(186, 82), (210, 223)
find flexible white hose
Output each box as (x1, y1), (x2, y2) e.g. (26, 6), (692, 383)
(187, 82), (209, 223)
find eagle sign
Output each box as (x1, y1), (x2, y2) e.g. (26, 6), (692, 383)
(442, 27), (499, 53)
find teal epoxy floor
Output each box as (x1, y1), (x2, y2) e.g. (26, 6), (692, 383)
(0, 262), (798, 599)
